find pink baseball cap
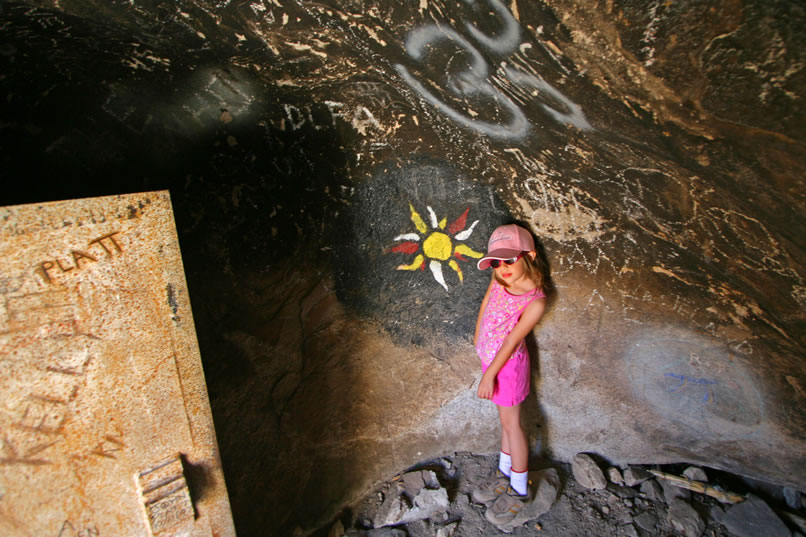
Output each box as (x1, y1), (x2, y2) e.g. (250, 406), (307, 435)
(477, 224), (535, 270)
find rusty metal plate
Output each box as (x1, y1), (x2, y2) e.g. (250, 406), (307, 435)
(0, 191), (235, 537)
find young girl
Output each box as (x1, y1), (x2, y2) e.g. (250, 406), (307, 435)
(472, 224), (548, 525)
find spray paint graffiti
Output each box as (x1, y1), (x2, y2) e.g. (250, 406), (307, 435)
(394, 0), (591, 141)
(387, 203), (483, 291)
(626, 335), (764, 438)
(664, 372), (718, 403)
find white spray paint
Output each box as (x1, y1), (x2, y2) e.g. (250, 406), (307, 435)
(395, 0), (592, 142)
(395, 25), (530, 141)
(460, 0), (521, 54)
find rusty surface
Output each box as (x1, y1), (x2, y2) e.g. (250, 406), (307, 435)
(0, 191), (235, 537)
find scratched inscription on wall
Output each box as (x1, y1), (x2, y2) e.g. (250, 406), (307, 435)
(0, 193), (234, 537)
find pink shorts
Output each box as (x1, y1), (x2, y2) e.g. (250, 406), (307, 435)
(481, 350), (530, 407)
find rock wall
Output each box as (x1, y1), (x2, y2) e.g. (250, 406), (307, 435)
(1, 0), (804, 535)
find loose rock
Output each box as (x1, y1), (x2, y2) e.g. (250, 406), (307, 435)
(396, 470), (439, 500)
(683, 466), (708, 482)
(572, 453), (608, 490)
(623, 467), (653, 487)
(608, 467), (624, 485)
(435, 521), (458, 537)
(660, 476), (691, 503)
(713, 493), (791, 537)
(668, 498), (706, 537)
(633, 511), (658, 532)
(367, 529), (407, 537)
(373, 482), (449, 528)
(784, 487), (803, 511)
(622, 523), (639, 537)
(640, 479), (664, 503)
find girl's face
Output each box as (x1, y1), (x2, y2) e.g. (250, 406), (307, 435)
(494, 251), (536, 288)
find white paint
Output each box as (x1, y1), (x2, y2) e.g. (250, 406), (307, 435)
(461, 0), (521, 54)
(395, 2), (591, 142)
(395, 25), (530, 140)
(394, 233), (421, 242)
(429, 260), (449, 291)
(427, 206), (439, 228)
(502, 66), (592, 130)
(455, 220), (479, 240)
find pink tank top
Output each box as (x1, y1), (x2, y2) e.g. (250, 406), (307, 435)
(475, 279), (545, 367)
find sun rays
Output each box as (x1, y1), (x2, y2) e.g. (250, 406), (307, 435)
(388, 203), (483, 291)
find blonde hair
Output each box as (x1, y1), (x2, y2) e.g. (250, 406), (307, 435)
(494, 250), (552, 295)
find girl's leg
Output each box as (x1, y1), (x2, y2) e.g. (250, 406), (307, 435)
(498, 404), (529, 495)
(499, 426), (512, 476)
(497, 404), (527, 470)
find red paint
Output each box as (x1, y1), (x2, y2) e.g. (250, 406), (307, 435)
(448, 207), (470, 235)
(454, 252), (468, 261)
(388, 242), (419, 254)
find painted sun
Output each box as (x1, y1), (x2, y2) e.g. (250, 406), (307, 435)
(388, 203), (483, 291)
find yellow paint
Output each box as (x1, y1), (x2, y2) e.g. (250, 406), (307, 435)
(398, 254), (424, 271)
(454, 244), (483, 258)
(449, 259), (463, 282)
(409, 203), (428, 234)
(439, 217), (447, 229)
(423, 232), (452, 261)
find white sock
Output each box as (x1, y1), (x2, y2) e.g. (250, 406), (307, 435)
(498, 452), (512, 477)
(511, 468), (528, 496)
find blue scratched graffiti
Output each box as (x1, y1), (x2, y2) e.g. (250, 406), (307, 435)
(665, 373), (718, 403)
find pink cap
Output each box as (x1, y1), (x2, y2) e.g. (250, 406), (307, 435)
(477, 224), (535, 270)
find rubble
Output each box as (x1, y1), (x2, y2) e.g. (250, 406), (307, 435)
(713, 494), (792, 537)
(668, 498), (706, 537)
(571, 453), (608, 490)
(623, 466), (653, 487)
(327, 453), (805, 537)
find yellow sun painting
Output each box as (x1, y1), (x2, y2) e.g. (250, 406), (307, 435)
(388, 203), (484, 291)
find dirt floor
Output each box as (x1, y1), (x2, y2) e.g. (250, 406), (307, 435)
(321, 452), (805, 537)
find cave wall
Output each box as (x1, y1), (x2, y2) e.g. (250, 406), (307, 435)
(1, 0), (804, 535)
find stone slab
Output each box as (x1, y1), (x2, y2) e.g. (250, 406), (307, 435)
(0, 191), (235, 537)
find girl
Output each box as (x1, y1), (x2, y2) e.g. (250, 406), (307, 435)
(472, 224), (548, 525)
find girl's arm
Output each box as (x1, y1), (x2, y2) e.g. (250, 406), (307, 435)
(473, 274), (496, 346)
(477, 296), (546, 400)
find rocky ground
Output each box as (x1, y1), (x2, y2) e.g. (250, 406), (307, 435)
(319, 453), (806, 537)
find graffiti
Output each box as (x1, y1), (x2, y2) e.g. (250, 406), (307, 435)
(387, 203), (483, 292)
(518, 174), (606, 242)
(271, 102), (386, 137)
(501, 66), (591, 131)
(625, 335), (764, 436)
(461, 0), (521, 54)
(394, 0), (591, 141)
(38, 231), (124, 284)
(664, 372), (717, 403)
(640, 0), (662, 67)
(0, 330), (98, 466)
(702, 207), (798, 279)
(57, 520), (99, 537)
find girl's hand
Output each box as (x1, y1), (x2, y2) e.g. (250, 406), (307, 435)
(477, 371), (495, 400)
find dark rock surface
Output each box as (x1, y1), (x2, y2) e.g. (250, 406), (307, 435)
(1, 0), (804, 535)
